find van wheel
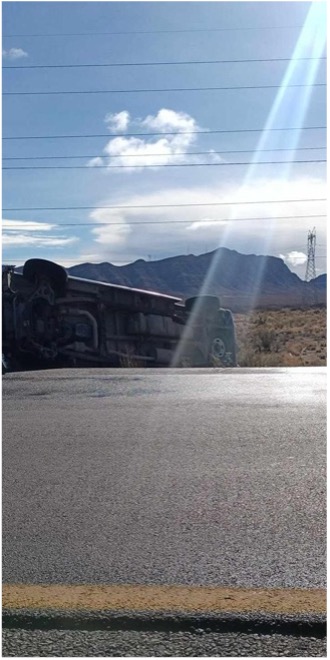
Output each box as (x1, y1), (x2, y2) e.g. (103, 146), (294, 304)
(211, 337), (226, 360)
(23, 259), (68, 295)
(209, 336), (236, 367)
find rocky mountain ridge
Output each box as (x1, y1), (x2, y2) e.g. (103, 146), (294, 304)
(67, 248), (326, 311)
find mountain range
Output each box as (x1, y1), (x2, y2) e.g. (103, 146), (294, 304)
(67, 248), (326, 311)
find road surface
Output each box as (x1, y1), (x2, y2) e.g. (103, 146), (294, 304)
(2, 367), (326, 656)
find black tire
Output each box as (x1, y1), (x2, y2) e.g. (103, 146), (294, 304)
(185, 295), (220, 314)
(23, 259), (68, 296)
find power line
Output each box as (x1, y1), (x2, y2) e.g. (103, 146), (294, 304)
(3, 159), (327, 171)
(2, 24), (306, 38)
(3, 83), (326, 96)
(3, 215), (327, 229)
(4, 55), (326, 70)
(3, 125), (326, 141)
(2, 147), (327, 161)
(3, 198), (326, 212)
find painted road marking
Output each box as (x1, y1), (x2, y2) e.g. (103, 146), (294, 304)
(2, 585), (326, 615)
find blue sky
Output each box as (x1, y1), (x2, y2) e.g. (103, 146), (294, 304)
(2, 1), (327, 278)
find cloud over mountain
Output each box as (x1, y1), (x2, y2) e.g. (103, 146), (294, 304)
(82, 174), (326, 280)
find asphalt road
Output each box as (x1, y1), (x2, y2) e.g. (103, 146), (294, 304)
(2, 367), (326, 656)
(2, 627), (326, 657)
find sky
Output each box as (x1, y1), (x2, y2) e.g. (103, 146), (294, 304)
(2, 1), (327, 279)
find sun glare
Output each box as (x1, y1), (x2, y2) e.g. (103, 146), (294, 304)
(172, 2), (326, 366)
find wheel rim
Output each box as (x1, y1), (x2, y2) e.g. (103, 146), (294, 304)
(211, 337), (226, 359)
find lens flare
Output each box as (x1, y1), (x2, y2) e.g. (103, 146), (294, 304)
(172, 2), (326, 366)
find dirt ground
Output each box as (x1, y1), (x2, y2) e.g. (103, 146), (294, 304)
(234, 307), (326, 367)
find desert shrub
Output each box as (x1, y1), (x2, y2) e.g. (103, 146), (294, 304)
(238, 347), (282, 367)
(255, 314), (266, 326)
(282, 353), (303, 366)
(253, 329), (278, 353)
(233, 307), (326, 367)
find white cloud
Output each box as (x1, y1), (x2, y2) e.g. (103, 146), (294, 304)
(2, 220), (78, 248)
(90, 208), (132, 246)
(188, 218), (228, 231)
(105, 111), (130, 133)
(2, 219), (55, 232)
(86, 157), (104, 168)
(87, 108), (219, 170)
(102, 135), (188, 168)
(207, 149), (225, 164)
(2, 234), (78, 247)
(2, 48), (28, 60)
(141, 108), (196, 134)
(280, 251), (308, 267)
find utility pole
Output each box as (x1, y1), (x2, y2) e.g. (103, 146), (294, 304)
(303, 228), (318, 306)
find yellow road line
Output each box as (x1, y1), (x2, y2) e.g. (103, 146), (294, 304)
(2, 584), (326, 615)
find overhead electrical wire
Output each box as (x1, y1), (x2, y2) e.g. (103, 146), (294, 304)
(3, 198), (326, 212)
(3, 159), (327, 171)
(3, 147), (326, 161)
(3, 24), (326, 268)
(2, 24), (306, 37)
(3, 55), (326, 70)
(3, 82), (326, 96)
(3, 51), (326, 215)
(2, 125), (326, 141)
(3, 215), (327, 229)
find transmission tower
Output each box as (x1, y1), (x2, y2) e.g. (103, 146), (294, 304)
(303, 227), (318, 306)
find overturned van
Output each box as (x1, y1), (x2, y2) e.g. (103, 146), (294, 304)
(2, 259), (237, 371)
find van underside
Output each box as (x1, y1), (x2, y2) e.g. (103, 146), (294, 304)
(2, 259), (237, 372)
